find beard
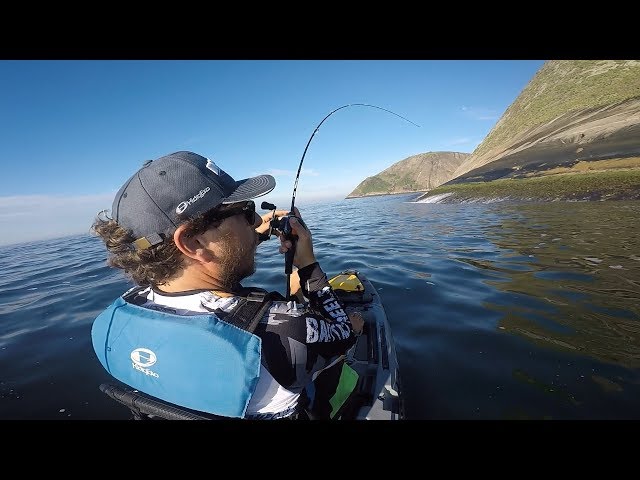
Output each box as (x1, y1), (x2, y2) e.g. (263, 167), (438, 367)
(217, 232), (257, 287)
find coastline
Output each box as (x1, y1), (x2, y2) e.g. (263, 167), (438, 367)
(344, 168), (640, 204)
(418, 168), (640, 203)
(345, 191), (427, 200)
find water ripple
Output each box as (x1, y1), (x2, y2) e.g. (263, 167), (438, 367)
(2, 198), (640, 419)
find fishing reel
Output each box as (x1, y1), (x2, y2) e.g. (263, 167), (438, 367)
(258, 201), (308, 278)
(259, 202), (307, 240)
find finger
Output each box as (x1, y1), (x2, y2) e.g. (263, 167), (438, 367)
(289, 217), (308, 237)
(279, 237), (292, 249)
(269, 210), (289, 220)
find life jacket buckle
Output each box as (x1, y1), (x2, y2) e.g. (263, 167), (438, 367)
(246, 291), (267, 303)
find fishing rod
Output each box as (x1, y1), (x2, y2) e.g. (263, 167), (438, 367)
(261, 103), (421, 299)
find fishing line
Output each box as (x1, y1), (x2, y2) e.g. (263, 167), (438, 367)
(289, 103), (421, 213)
(265, 103), (420, 299)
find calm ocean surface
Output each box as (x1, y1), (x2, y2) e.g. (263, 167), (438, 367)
(1, 193), (639, 420)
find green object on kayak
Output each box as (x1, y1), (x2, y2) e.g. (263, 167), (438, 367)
(329, 363), (359, 419)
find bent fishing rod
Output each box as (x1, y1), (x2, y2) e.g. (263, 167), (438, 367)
(260, 103), (420, 299)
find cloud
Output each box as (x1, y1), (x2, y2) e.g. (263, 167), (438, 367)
(460, 106), (499, 121)
(266, 169), (295, 177)
(262, 168), (320, 177)
(0, 179), (349, 247)
(445, 137), (473, 146)
(0, 193), (116, 247)
(0, 193), (114, 206)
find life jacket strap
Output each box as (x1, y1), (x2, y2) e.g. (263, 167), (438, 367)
(222, 290), (279, 333)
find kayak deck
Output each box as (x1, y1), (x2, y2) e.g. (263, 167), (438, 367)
(331, 270), (404, 420)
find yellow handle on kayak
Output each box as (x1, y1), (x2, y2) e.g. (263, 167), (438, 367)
(328, 273), (364, 292)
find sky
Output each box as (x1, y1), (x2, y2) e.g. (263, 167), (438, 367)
(0, 60), (545, 246)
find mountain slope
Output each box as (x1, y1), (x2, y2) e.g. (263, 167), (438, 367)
(450, 60), (640, 181)
(346, 151), (469, 198)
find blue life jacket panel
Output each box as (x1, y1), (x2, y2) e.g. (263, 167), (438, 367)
(91, 296), (262, 418)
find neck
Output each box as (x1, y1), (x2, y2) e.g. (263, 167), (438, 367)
(156, 265), (237, 296)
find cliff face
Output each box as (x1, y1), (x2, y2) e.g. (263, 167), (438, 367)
(346, 151), (469, 198)
(450, 60), (640, 182)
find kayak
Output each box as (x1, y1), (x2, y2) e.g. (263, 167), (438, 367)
(326, 269), (404, 420)
(98, 269), (404, 420)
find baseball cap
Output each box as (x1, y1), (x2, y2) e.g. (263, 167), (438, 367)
(112, 151), (276, 249)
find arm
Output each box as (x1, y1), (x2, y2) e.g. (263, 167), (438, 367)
(277, 213), (358, 352)
(296, 261), (356, 352)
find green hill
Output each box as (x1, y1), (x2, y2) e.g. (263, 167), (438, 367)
(346, 151), (468, 198)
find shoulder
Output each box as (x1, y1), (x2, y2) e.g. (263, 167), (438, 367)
(122, 285), (151, 304)
(268, 300), (303, 315)
(198, 291), (242, 313)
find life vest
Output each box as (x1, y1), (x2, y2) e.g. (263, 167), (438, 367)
(91, 287), (275, 419)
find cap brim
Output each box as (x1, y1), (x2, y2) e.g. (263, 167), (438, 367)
(222, 175), (276, 204)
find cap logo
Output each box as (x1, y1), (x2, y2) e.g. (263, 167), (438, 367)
(206, 158), (221, 175)
(176, 186), (211, 214)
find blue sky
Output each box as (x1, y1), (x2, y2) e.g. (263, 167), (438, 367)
(0, 60), (545, 246)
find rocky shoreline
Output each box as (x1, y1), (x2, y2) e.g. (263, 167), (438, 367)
(345, 190), (427, 200)
(415, 168), (640, 203)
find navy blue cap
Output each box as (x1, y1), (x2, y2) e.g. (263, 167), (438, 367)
(112, 151), (276, 248)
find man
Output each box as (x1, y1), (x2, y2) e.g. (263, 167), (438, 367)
(91, 151), (362, 420)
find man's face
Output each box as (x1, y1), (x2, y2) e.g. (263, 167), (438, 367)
(200, 202), (261, 286)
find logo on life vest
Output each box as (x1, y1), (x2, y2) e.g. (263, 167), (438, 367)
(131, 348), (156, 367)
(131, 348), (159, 378)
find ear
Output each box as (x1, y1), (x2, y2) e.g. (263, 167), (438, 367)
(173, 224), (215, 263)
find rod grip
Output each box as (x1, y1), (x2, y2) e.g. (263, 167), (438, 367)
(284, 241), (295, 274)
(282, 215), (297, 275)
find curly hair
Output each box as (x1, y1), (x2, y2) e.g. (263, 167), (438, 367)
(91, 210), (217, 287)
